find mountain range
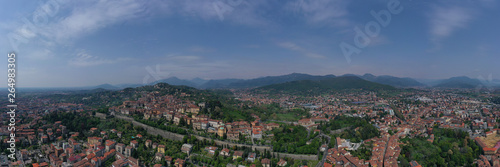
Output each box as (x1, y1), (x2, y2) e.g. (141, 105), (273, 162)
(149, 73), (422, 89)
(79, 73), (499, 90)
(149, 73), (337, 89)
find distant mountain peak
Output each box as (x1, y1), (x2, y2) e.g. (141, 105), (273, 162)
(434, 76), (483, 88)
(363, 73), (375, 77)
(90, 83), (119, 90)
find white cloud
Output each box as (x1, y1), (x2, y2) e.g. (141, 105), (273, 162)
(368, 35), (389, 47)
(285, 0), (350, 26)
(188, 46), (215, 53)
(44, 0), (147, 42)
(429, 6), (472, 41)
(125, 0), (271, 27)
(9, 0), (273, 46)
(176, 0), (219, 20)
(179, 0), (271, 27)
(305, 53), (326, 59)
(277, 42), (326, 58)
(69, 50), (127, 67)
(278, 42), (303, 51)
(153, 53), (231, 78)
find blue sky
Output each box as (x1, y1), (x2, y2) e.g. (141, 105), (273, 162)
(0, 0), (499, 87)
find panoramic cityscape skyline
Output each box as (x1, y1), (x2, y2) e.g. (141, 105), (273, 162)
(2, 1), (500, 167)
(0, 0), (499, 87)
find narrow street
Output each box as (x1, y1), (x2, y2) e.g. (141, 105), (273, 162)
(315, 134), (331, 167)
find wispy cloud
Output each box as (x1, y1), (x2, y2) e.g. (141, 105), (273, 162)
(174, 0), (219, 20)
(304, 53), (326, 59)
(44, 0), (147, 43)
(155, 53), (231, 78)
(278, 42), (302, 51)
(368, 35), (389, 47)
(277, 42), (326, 58)
(10, 0), (273, 47)
(160, 0), (271, 27)
(69, 50), (128, 67)
(428, 6), (472, 41)
(188, 46), (215, 53)
(285, 0), (350, 27)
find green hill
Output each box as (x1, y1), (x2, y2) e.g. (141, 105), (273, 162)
(254, 76), (396, 95)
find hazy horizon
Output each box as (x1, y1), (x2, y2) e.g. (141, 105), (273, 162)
(1, 0), (499, 87)
(3, 72), (498, 89)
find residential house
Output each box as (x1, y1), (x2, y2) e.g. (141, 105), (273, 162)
(124, 146), (133, 157)
(261, 158), (271, 167)
(158, 145), (166, 154)
(174, 159), (185, 167)
(130, 140), (138, 148)
(205, 146), (218, 155)
(277, 159), (287, 167)
(105, 140), (116, 152)
(165, 156), (173, 166)
(233, 151), (244, 160)
(220, 148), (230, 157)
(115, 143), (125, 154)
(155, 152), (164, 162)
(247, 153), (256, 162)
(181, 144), (193, 155)
(146, 140), (152, 148)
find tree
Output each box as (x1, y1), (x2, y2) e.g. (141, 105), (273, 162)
(180, 118), (186, 126)
(214, 150), (220, 158)
(256, 159), (263, 167)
